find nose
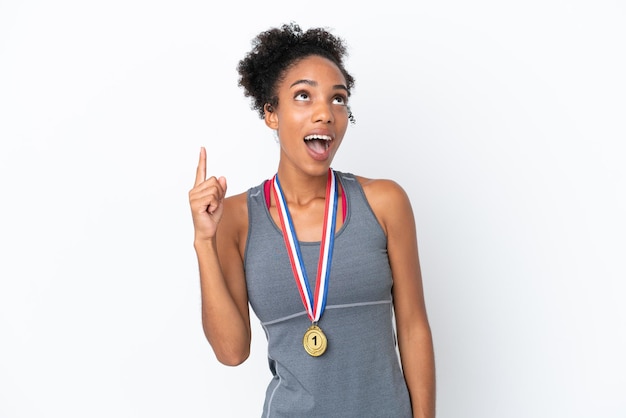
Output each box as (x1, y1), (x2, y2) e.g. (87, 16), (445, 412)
(313, 101), (334, 124)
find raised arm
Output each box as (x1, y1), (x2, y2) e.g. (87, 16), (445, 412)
(189, 147), (251, 366)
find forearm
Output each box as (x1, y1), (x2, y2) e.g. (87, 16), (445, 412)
(195, 239), (250, 365)
(399, 324), (436, 418)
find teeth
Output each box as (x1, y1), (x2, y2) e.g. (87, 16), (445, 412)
(304, 134), (332, 141)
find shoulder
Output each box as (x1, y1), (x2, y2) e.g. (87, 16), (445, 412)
(353, 175), (414, 235)
(218, 190), (249, 252)
(223, 190), (249, 213)
(354, 175), (411, 207)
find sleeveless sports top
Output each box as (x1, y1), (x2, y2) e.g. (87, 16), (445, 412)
(244, 171), (412, 418)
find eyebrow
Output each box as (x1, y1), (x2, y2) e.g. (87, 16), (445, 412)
(289, 79), (349, 92)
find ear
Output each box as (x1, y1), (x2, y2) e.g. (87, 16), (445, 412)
(264, 103), (279, 130)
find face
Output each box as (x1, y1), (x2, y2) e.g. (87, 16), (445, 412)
(265, 55), (350, 177)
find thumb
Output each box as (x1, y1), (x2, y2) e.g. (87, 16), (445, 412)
(218, 176), (227, 195)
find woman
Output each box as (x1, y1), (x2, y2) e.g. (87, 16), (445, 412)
(189, 23), (435, 418)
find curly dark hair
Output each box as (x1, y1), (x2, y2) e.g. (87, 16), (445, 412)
(237, 22), (356, 123)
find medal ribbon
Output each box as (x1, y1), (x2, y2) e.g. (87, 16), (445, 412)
(272, 168), (338, 323)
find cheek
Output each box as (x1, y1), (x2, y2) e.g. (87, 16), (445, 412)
(278, 108), (308, 131)
(336, 106), (350, 123)
(336, 114), (350, 134)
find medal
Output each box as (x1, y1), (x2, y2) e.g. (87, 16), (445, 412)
(273, 169), (338, 357)
(303, 324), (328, 356)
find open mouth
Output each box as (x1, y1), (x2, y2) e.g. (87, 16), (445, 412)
(304, 134), (332, 153)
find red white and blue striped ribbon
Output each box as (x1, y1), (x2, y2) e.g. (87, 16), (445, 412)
(272, 169), (338, 323)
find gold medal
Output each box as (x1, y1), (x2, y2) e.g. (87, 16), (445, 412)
(303, 324), (327, 357)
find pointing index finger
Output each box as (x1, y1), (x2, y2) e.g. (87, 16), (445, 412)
(194, 146), (207, 187)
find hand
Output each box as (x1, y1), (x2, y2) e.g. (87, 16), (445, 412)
(189, 147), (228, 242)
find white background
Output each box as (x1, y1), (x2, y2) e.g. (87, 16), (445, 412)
(1, 1), (625, 417)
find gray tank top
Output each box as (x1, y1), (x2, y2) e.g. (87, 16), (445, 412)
(244, 171), (412, 417)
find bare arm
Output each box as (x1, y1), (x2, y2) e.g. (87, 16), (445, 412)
(363, 178), (436, 418)
(189, 147), (251, 366)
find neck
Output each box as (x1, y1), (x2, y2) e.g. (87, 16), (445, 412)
(275, 166), (331, 206)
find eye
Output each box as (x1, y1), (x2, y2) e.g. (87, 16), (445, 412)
(333, 95), (348, 106)
(294, 92), (310, 101)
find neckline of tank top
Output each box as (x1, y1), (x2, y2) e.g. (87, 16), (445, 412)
(263, 178), (347, 222)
